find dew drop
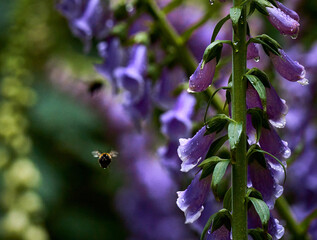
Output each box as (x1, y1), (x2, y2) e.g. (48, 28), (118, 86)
(254, 56), (260, 62)
(209, 0), (214, 5)
(297, 78), (309, 86)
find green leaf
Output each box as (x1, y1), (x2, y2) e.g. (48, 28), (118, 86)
(223, 187), (232, 211)
(200, 212), (217, 240)
(211, 209), (232, 233)
(228, 121), (243, 149)
(211, 15), (230, 42)
(230, 7), (242, 26)
(206, 135), (229, 158)
(247, 144), (267, 168)
(253, 0), (273, 16)
(246, 187), (264, 200)
(199, 156), (228, 179)
(248, 197), (270, 230)
(212, 160), (230, 199)
(248, 228), (273, 240)
(245, 74), (267, 111)
(205, 114), (230, 134)
(246, 68), (271, 88)
(202, 41), (223, 66)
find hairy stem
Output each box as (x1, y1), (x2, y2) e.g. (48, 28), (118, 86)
(231, 2), (248, 240)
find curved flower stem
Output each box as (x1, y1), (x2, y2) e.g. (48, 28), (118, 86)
(143, 0), (224, 112)
(231, 1), (248, 239)
(276, 196), (311, 240)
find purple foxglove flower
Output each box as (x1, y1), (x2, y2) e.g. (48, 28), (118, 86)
(248, 206), (284, 240)
(176, 172), (212, 223)
(205, 225), (231, 240)
(154, 67), (186, 110)
(158, 141), (181, 172)
(248, 159), (283, 209)
(270, 49), (308, 85)
(266, 2), (300, 37)
(160, 92), (195, 140)
(178, 126), (215, 172)
(247, 36), (260, 61)
(114, 45), (147, 103)
(246, 82), (288, 128)
(259, 125), (290, 182)
(188, 59), (217, 93)
(94, 38), (123, 92)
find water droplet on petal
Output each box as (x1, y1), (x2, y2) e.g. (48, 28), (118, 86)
(254, 56), (260, 62)
(209, 0), (214, 5)
(297, 78), (309, 86)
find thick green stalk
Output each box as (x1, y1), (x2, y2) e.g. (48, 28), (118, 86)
(231, 2), (248, 240)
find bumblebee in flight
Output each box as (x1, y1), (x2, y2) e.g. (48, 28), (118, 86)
(92, 150), (118, 169)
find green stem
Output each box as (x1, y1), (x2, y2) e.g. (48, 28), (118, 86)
(143, 0), (224, 112)
(231, 1), (248, 240)
(276, 197), (310, 240)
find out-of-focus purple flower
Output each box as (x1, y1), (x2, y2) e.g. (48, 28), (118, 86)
(158, 141), (181, 172)
(188, 59), (217, 93)
(95, 38), (123, 92)
(248, 159), (283, 209)
(160, 92), (195, 140)
(270, 49), (308, 85)
(248, 206), (284, 240)
(176, 172), (212, 224)
(115, 44), (147, 103)
(178, 126), (215, 172)
(154, 67), (186, 110)
(57, 0), (113, 51)
(246, 82), (288, 128)
(266, 2), (299, 37)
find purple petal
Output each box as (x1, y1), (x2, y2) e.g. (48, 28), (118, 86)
(178, 126), (215, 172)
(270, 49), (307, 85)
(176, 172), (211, 223)
(247, 36), (260, 60)
(206, 225), (231, 240)
(248, 160), (283, 209)
(158, 141), (181, 172)
(276, 1), (300, 22)
(188, 59), (216, 92)
(266, 5), (299, 37)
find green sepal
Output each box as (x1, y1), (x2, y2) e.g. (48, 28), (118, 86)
(199, 156), (229, 180)
(246, 68), (271, 88)
(212, 160), (230, 199)
(211, 209), (232, 233)
(206, 135), (229, 158)
(248, 197), (270, 231)
(228, 121), (243, 149)
(223, 187), (232, 211)
(248, 228), (273, 240)
(205, 114), (230, 134)
(247, 144), (267, 168)
(251, 34), (281, 56)
(211, 15), (230, 42)
(247, 107), (270, 141)
(253, 0), (273, 16)
(246, 187), (264, 200)
(202, 40), (224, 68)
(230, 7), (242, 26)
(245, 74), (267, 111)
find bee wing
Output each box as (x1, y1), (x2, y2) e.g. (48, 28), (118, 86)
(92, 151), (101, 157)
(109, 150), (118, 158)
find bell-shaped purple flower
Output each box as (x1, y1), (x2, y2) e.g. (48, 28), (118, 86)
(248, 160), (283, 209)
(205, 225), (231, 240)
(178, 126), (215, 172)
(114, 45), (147, 103)
(247, 36), (260, 61)
(160, 92), (195, 140)
(94, 38), (122, 92)
(270, 49), (308, 85)
(176, 172), (212, 224)
(248, 206), (284, 240)
(188, 59), (217, 93)
(266, 2), (299, 37)
(246, 82), (288, 128)
(158, 141), (181, 172)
